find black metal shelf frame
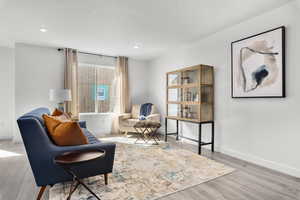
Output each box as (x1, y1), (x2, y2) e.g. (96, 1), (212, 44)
(164, 118), (214, 155)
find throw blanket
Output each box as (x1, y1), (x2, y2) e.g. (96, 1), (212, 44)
(139, 103), (153, 120)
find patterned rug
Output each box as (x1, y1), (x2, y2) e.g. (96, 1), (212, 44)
(49, 137), (234, 200)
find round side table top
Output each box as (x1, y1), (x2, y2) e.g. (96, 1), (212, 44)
(54, 150), (105, 165)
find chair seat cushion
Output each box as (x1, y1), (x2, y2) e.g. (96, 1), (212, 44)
(121, 119), (139, 127)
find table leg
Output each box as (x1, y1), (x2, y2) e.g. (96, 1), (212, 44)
(151, 128), (159, 145)
(198, 123), (202, 155)
(144, 128), (150, 144)
(76, 178), (101, 200)
(155, 133), (161, 141)
(211, 121), (215, 152)
(145, 128), (159, 145)
(165, 118), (168, 142)
(64, 168), (101, 200)
(104, 173), (108, 185)
(176, 120), (179, 141)
(134, 128), (147, 144)
(36, 186), (46, 200)
(151, 136), (159, 145)
(67, 181), (80, 200)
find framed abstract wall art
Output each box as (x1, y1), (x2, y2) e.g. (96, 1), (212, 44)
(231, 26), (285, 98)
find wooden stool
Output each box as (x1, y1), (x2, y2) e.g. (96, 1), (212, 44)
(134, 121), (161, 145)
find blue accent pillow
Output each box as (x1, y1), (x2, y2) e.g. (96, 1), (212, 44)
(139, 115), (147, 120)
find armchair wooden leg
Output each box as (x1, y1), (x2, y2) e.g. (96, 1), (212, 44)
(104, 173), (108, 185)
(37, 186), (46, 200)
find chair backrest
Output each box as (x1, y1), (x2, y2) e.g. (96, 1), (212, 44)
(17, 107), (55, 185)
(131, 104), (157, 119)
(131, 105), (141, 118)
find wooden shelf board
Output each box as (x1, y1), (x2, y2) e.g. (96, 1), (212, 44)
(166, 116), (201, 122)
(167, 65), (204, 74)
(166, 65), (213, 74)
(168, 83), (213, 88)
(167, 101), (212, 105)
(168, 83), (199, 89)
(168, 101), (200, 105)
(201, 83), (213, 86)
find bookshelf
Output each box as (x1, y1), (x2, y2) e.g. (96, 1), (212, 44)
(165, 64), (215, 154)
(166, 65), (214, 122)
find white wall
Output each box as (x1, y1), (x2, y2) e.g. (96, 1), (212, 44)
(14, 43), (65, 142)
(129, 58), (150, 105)
(0, 47), (14, 140)
(148, 1), (300, 177)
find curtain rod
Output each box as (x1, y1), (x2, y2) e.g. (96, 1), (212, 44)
(57, 48), (117, 59)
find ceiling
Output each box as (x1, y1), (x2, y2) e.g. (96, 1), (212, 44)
(0, 0), (292, 60)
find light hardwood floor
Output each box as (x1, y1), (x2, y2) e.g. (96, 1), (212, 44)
(0, 137), (299, 200)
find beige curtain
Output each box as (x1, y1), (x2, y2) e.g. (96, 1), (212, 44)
(64, 48), (79, 117)
(112, 56), (130, 134)
(116, 56), (130, 113)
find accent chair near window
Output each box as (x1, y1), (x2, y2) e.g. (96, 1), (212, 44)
(119, 104), (160, 135)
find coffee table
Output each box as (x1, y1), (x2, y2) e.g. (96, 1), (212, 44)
(54, 149), (105, 200)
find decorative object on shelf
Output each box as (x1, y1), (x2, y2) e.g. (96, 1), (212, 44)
(49, 89), (72, 112)
(182, 76), (190, 84)
(186, 91), (192, 101)
(182, 106), (189, 118)
(169, 74), (180, 85)
(193, 93), (199, 102)
(231, 26), (285, 98)
(187, 109), (193, 118)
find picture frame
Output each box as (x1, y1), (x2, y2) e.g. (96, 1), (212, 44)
(231, 26), (285, 98)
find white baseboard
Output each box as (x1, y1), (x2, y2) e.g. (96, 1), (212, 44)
(220, 147), (300, 178)
(0, 136), (12, 141)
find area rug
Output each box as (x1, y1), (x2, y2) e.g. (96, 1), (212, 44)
(49, 138), (234, 200)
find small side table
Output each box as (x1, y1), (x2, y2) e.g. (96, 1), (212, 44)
(54, 150), (105, 200)
(134, 121), (161, 145)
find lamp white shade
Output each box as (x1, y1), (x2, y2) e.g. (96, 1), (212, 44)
(49, 89), (72, 102)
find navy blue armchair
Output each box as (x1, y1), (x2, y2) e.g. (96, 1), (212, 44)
(17, 108), (116, 199)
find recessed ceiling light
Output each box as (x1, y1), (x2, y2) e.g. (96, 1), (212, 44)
(133, 44), (140, 49)
(39, 27), (48, 33)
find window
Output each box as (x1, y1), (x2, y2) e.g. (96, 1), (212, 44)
(78, 54), (117, 113)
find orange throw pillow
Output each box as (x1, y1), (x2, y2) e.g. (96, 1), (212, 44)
(52, 108), (71, 119)
(43, 114), (88, 146)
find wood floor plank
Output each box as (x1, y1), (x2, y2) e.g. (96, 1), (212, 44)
(0, 138), (299, 200)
